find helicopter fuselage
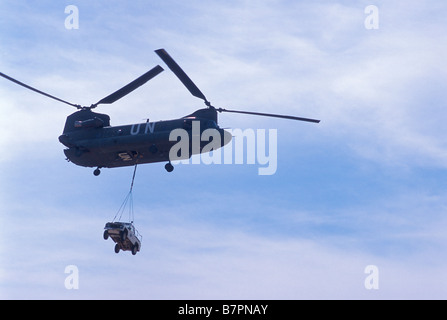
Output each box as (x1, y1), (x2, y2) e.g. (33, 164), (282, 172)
(1, 48), (319, 176)
(59, 108), (232, 171)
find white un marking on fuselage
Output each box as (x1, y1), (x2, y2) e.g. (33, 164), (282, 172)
(131, 122), (156, 135)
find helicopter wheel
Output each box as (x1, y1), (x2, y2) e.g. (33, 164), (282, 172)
(93, 168), (101, 176)
(165, 162), (174, 173)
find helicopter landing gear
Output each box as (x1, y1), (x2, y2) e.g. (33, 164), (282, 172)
(93, 168), (101, 176)
(165, 162), (174, 173)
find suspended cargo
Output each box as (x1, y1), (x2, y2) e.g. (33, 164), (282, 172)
(104, 221), (142, 255)
(103, 164), (142, 255)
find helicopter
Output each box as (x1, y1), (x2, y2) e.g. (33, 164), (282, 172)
(0, 49), (320, 176)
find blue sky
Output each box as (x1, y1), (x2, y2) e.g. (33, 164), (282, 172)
(1, 0), (447, 299)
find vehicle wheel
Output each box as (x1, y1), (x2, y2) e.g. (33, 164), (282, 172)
(132, 244), (138, 255)
(103, 230), (109, 240)
(93, 168), (101, 176)
(120, 229), (128, 241)
(114, 244), (120, 254)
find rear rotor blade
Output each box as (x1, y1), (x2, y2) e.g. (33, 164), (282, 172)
(155, 49), (209, 104)
(0, 71), (80, 108)
(94, 65), (164, 107)
(217, 108), (320, 123)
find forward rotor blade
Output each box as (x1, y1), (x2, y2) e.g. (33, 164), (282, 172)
(0, 71), (80, 108)
(94, 65), (164, 106)
(217, 108), (320, 123)
(155, 49), (209, 104)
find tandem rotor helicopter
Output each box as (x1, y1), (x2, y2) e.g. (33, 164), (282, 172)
(0, 49), (320, 176)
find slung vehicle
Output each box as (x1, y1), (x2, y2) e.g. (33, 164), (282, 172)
(103, 222), (142, 255)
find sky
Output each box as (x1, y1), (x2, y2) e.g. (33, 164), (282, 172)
(0, 0), (447, 300)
